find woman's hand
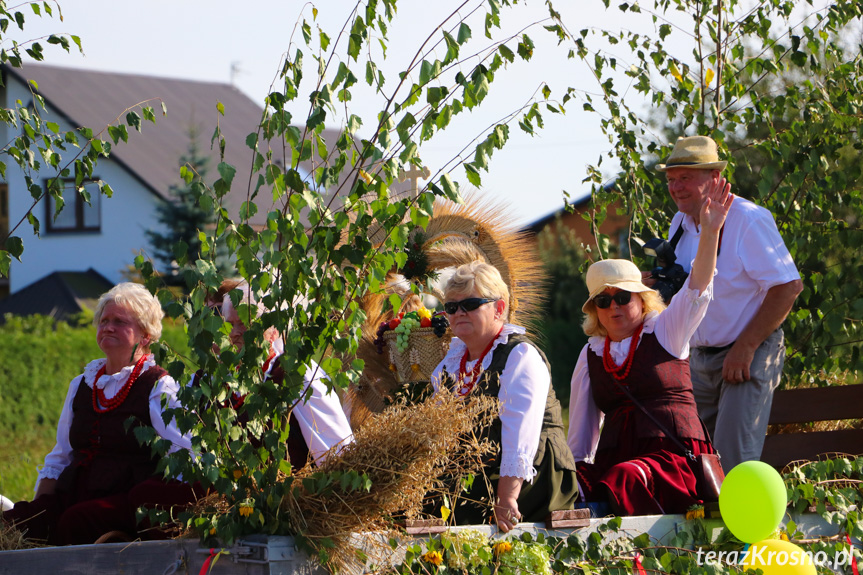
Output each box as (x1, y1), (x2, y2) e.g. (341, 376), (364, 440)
(699, 176), (733, 235)
(494, 476), (523, 533)
(34, 478), (57, 499)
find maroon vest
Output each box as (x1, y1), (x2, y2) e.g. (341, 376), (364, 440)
(57, 365), (166, 496)
(587, 332), (705, 451)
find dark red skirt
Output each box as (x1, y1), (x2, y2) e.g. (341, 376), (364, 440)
(577, 434), (714, 516)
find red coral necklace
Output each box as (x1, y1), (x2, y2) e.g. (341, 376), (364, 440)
(602, 323), (644, 381)
(457, 326), (504, 396)
(92, 354), (148, 413)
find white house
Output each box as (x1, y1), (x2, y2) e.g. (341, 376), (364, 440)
(0, 64), (331, 300)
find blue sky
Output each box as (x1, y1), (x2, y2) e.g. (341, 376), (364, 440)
(15, 1), (670, 226)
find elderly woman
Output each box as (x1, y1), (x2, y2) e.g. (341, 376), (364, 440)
(192, 280), (353, 467)
(2, 283), (191, 544)
(568, 182), (732, 515)
(431, 261), (578, 532)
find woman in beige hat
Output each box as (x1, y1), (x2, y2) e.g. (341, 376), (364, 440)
(566, 181), (732, 515)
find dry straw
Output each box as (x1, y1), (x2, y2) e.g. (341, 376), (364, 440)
(0, 520), (41, 551)
(282, 388), (499, 573)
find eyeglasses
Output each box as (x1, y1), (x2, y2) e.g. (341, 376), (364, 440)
(592, 291), (633, 309)
(444, 297), (498, 315)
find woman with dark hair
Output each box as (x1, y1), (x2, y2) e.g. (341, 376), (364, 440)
(568, 181), (732, 515)
(2, 283), (191, 544)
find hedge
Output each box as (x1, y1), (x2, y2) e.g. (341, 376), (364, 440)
(0, 314), (188, 502)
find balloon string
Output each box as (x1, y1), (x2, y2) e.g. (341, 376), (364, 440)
(634, 552), (646, 574)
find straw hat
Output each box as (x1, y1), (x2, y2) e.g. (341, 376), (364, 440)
(656, 135), (727, 172)
(582, 259), (653, 312)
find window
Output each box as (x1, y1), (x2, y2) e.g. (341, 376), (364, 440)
(45, 179), (101, 233)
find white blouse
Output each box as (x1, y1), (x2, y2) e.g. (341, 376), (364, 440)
(431, 324), (549, 483)
(263, 353), (354, 464)
(37, 356), (192, 487)
(567, 278), (713, 464)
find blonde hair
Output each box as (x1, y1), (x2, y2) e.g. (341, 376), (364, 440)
(444, 261), (510, 319)
(93, 282), (164, 342)
(581, 289), (666, 338)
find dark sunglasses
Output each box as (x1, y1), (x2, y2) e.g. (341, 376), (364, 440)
(444, 297), (498, 315)
(592, 291), (633, 309)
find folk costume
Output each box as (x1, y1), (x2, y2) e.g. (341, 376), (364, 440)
(568, 279), (718, 515)
(189, 341), (353, 469)
(3, 355), (191, 545)
(432, 325), (579, 524)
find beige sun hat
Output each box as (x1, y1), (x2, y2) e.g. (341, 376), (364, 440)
(582, 259), (654, 312)
(656, 135), (727, 172)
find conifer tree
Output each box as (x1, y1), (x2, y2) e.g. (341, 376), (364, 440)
(146, 124), (228, 286)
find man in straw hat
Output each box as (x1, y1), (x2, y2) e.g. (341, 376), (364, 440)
(653, 135), (802, 472)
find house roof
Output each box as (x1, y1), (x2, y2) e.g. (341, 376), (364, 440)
(3, 64), (346, 226)
(5, 64), (264, 202)
(523, 194), (591, 234)
(0, 268), (113, 322)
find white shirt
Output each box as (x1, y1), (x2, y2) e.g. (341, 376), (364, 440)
(37, 356), (192, 487)
(189, 344), (355, 465)
(670, 197), (800, 347)
(567, 279), (713, 463)
(431, 324), (549, 483)
(266, 355), (354, 464)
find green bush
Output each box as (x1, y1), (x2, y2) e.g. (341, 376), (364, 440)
(0, 314), (188, 502)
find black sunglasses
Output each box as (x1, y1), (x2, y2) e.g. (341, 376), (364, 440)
(592, 291), (633, 309)
(444, 297), (498, 315)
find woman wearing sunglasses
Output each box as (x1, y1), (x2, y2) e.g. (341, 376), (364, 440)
(431, 261), (579, 532)
(567, 182), (732, 515)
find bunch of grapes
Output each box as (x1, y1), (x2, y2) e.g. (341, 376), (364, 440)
(373, 321), (390, 354)
(394, 312), (420, 352)
(431, 312), (449, 337)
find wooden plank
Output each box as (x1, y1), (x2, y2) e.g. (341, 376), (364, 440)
(546, 508), (590, 529)
(769, 385), (863, 424)
(761, 429), (863, 469)
(403, 519), (449, 535)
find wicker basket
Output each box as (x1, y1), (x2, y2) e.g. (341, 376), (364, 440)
(383, 326), (451, 383)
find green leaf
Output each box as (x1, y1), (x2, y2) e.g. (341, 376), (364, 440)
(216, 102), (225, 116)
(5, 236), (23, 260)
(217, 162), (236, 186)
(457, 22), (472, 44)
(0, 251), (10, 277)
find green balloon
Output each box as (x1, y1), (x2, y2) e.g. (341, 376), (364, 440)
(718, 461), (787, 543)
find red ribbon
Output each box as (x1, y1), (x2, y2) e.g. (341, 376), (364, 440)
(847, 534), (860, 575)
(634, 552), (646, 574)
(200, 548), (217, 575)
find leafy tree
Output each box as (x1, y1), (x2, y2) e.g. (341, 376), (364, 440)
(0, 2), (163, 276)
(558, 0), (863, 385)
(145, 124), (230, 286)
(122, 0), (577, 557)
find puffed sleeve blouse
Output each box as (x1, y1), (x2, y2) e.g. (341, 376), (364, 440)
(37, 355), (192, 486)
(431, 324), (549, 483)
(269, 356), (354, 464)
(567, 278), (713, 463)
